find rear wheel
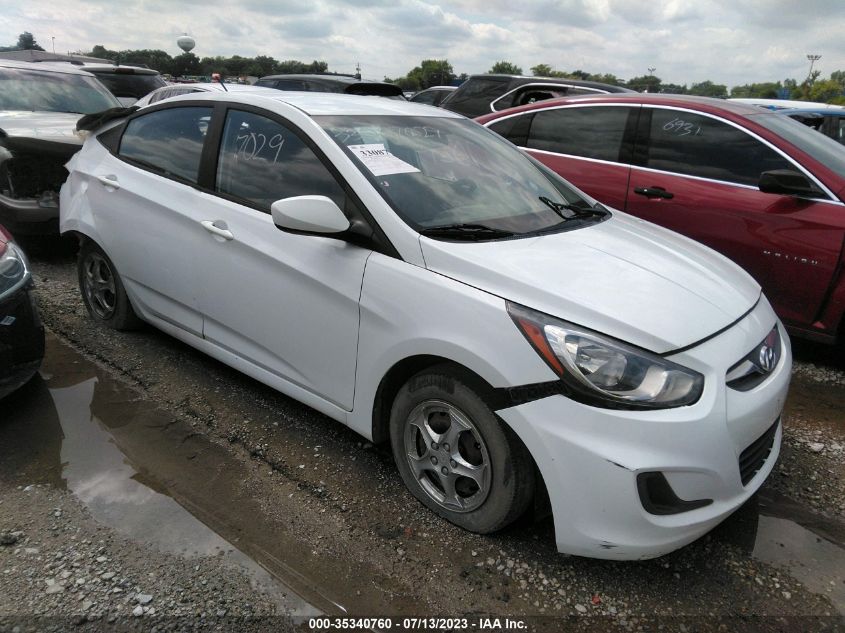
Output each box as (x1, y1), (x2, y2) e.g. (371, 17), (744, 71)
(389, 365), (535, 533)
(77, 241), (142, 330)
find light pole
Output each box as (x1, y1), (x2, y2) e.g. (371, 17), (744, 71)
(648, 67), (656, 75)
(806, 54), (821, 82)
(51, 37), (55, 55)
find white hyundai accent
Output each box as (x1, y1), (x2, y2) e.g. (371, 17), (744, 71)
(60, 92), (790, 560)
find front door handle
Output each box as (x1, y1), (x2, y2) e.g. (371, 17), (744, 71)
(634, 186), (674, 200)
(95, 174), (120, 189)
(200, 220), (234, 241)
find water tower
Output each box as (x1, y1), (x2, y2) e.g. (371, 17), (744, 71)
(177, 35), (195, 53)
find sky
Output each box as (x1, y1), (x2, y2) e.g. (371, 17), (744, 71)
(2, 0), (844, 87)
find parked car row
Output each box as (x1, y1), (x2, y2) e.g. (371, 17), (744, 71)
(3, 59), (842, 561)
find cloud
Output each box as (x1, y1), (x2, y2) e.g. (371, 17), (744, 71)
(0, 0), (843, 87)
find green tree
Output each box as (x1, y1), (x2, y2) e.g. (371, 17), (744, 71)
(659, 83), (688, 94)
(730, 82), (780, 99)
(16, 32), (44, 51)
(407, 59), (454, 89)
(688, 80), (727, 98)
(530, 64), (569, 78)
(588, 73), (623, 87)
(489, 61), (522, 75)
(172, 52), (201, 77)
(627, 74), (661, 92)
(809, 79), (845, 103)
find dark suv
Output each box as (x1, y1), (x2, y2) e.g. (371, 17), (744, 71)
(80, 65), (167, 106)
(255, 73), (405, 99)
(441, 74), (634, 118)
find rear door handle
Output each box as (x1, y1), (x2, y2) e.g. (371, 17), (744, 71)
(634, 186), (674, 200)
(200, 220), (234, 241)
(95, 174), (120, 189)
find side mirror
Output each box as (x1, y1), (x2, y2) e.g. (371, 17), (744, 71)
(270, 195), (350, 236)
(758, 169), (818, 198)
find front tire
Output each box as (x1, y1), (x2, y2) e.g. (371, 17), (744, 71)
(77, 241), (142, 330)
(389, 365), (535, 533)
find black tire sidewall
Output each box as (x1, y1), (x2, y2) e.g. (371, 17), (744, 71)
(77, 241), (140, 330)
(389, 367), (534, 533)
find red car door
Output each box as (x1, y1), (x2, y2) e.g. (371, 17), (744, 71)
(486, 104), (638, 212)
(625, 106), (844, 331)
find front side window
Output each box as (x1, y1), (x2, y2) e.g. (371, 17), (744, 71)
(318, 114), (607, 237)
(118, 107), (211, 184)
(527, 106), (631, 163)
(646, 109), (791, 187)
(216, 110), (344, 209)
(752, 111), (845, 178)
(0, 67), (119, 114)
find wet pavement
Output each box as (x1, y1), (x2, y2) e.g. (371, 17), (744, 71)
(2, 331), (843, 623)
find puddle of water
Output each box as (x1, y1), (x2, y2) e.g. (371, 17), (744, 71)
(1, 333), (413, 616)
(720, 491), (845, 615)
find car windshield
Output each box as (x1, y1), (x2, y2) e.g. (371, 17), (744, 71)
(752, 112), (845, 178)
(0, 67), (120, 114)
(317, 115), (603, 237)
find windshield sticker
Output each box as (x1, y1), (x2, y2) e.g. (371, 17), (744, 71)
(348, 144), (420, 176)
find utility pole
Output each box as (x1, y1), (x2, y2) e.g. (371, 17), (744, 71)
(806, 54), (821, 83)
(51, 37), (55, 54)
(355, 61), (361, 79)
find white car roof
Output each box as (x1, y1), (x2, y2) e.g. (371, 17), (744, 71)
(0, 58), (97, 77)
(166, 90), (464, 118)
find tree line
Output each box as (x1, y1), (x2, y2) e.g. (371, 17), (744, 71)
(3, 32), (844, 103)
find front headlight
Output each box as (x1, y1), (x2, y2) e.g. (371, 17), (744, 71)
(508, 302), (704, 409)
(0, 241), (31, 300)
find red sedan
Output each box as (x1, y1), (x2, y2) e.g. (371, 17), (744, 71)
(478, 94), (845, 344)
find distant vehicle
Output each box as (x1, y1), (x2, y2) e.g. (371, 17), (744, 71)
(0, 224), (44, 399)
(61, 90), (788, 560)
(479, 93), (845, 344)
(135, 82), (280, 107)
(403, 90), (416, 100)
(410, 86), (457, 107)
(728, 98), (845, 111)
(0, 59), (120, 234)
(780, 108), (845, 145)
(80, 65), (167, 106)
(255, 73), (405, 99)
(440, 74), (634, 118)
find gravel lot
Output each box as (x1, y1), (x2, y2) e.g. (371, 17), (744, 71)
(2, 237), (844, 631)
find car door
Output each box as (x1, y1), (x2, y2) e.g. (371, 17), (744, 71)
(490, 104), (637, 212)
(625, 106), (845, 329)
(192, 106), (371, 410)
(85, 105), (214, 335)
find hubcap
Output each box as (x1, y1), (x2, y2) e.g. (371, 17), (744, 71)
(82, 252), (117, 320)
(403, 400), (491, 513)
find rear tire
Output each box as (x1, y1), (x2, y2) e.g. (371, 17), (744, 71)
(389, 364), (535, 533)
(77, 241), (142, 330)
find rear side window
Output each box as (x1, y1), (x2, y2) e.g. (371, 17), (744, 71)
(118, 107), (211, 184)
(215, 110), (345, 210)
(527, 106), (631, 162)
(645, 109), (791, 186)
(488, 114), (534, 147)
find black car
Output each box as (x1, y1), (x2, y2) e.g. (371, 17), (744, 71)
(410, 85), (457, 107)
(255, 73), (405, 99)
(0, 225), (44, 399)
(440, 74), (634, 118)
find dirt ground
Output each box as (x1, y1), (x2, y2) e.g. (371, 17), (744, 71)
(2, 237), (844, 632)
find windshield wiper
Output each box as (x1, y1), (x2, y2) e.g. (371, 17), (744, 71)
(539, 196), (607, 220)
(419, 223), (515, 241)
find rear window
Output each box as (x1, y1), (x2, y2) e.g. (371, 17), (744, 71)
(92, 72), (167, 99)
(0, 67), (119, 114)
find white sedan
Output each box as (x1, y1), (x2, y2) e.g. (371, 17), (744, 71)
(60, 92), (790, 559)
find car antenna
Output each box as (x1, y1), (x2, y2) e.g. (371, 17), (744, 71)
(212, 72), (228, 92)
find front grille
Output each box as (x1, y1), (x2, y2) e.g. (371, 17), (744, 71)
(739, 419), (779, 486)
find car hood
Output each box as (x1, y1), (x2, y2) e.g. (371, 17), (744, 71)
(419, 213), (761, 354)
(0, 111), (85, 147)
